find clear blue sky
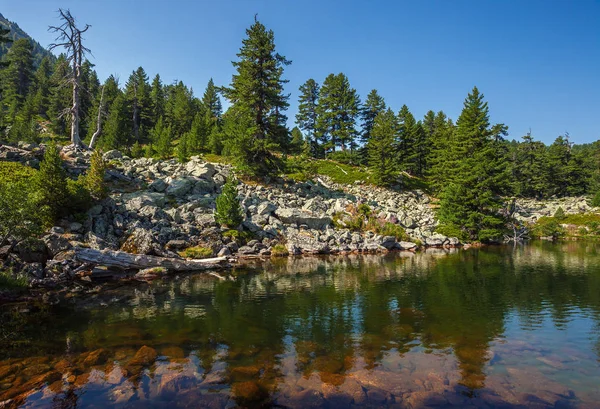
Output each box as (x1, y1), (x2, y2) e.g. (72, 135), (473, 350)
(3, 0), (600, 144)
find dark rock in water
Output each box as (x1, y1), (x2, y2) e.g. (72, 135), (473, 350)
(83, 348), (109, 366)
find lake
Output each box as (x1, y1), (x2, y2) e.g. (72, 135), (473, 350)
(1, 241), (600, 408)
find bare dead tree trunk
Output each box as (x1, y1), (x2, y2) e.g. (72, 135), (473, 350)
(49, 9), (90, 148)
(89, 85), (105, 149)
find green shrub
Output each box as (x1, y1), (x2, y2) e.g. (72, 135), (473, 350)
(372, 221), (410, 241)
(83, 149), (108, 200)
(271, 244), (289, 257)
(436, 223), (469, 242)
(531, 217), (566, 239)
(0, 268), (28, 289)
(223, 229), (255, 244)
(179, 246), (213, 259)
(0, 163), (44, 245)
(215, 179), (244, 228)
(66, 178), (92, 215)
(553, 206), (566, 220)
(591, 191), (600, 207)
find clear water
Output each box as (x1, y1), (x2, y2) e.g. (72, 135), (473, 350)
(1, 241), (600, 408)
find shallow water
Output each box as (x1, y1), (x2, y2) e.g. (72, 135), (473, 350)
(1, 241), (600, 408)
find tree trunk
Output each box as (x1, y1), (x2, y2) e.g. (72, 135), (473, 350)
(89, 85), (105, 150)
(73, 247), (229, 272)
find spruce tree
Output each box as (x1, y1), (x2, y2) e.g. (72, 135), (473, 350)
(202, 78), (222, 120)
(48, 55), (72, 137)
(150, 73), (165, 126)
(397, 105), (417, 174)
(368, 108), (398, 186)
(215, 178), (244, 228)
(221, 17), (291, 177)
(36, 143), (69, 224)
(437, 87), (508, 242)
(296, 78), (321, 157)
(361, 89), (386, 144)
(0, 38), (34, 124)
(316, 73), (360, 154)
(83, 149), (108, 199)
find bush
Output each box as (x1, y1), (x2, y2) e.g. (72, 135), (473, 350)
(271, 244), (289, 257)
(591, 191), (600, 207)
(83, 149), (108, 200)
(0, 268), (28, 289)
(436, 223), (469, 242)
(531, 217), (565, 239)
(223, 229), (255, 244)
(66, 178), (92, 215)
(215, 179), (244, 228)
(179, 246), (213, 259)
(0, 163), (44, 245)
(130, 142), (144, 159)
(372, 221), (410, 241)
(553, 206), (566, 220)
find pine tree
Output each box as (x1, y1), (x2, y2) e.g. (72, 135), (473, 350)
(152, 116), (172, 159)
(547, 134), (572, 197)
(513, 131), (549, 198)
(86, 75), (120, 145)
(437, 87), (508, 242)
(221, 17), (291, 177)
(102, 92), (128, 149)
(360, 89), (386, 145)
(48, 55), (72, 137)
(397, 105), (417, 174)
(83, 149), (108, 199)
(150, 73), (165, 126)
(124, 67), (152, 144)
(368, 108), (399, 186)
(35, 143), (69, 224)
(30, 56), (53, 118)
(296, 78), (321, 157)
(0, 38), (34, 124)
(202, 78), (222, 120)
(427, 112), (454, 193)
(316, 73), (360, 154)
(215, 178), (244, 228)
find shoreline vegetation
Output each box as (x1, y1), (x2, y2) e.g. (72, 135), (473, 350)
(1, 11), (600, 298)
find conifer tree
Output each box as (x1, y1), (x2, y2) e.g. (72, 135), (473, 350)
(397, 105), (417, 174)
(202, 78), (222, 120)
(221, 17), (291, 177)
(513, 131), (549, 198)
(215, 178), (244, 228)
(35, 143), (69, 224)
(361, 89), (386, 144)
(83, 149), (108, 199)
(150, 73), (165, 126)
(368, 108), (398, 186)
(296, 78), (321, 157)
(437, 87), (508, 242)
(30, 56), (53, 118)
(48, 55), (72, 137)
(316, 73), (360, 154)
(0, 38), (34, 124)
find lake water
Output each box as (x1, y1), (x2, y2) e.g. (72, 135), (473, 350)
(1, 241), (600, 408)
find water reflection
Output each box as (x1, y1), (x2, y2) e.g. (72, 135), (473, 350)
(1, 242), (600, 407)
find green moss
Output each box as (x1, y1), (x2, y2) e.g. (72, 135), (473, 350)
(179, 246), (213, 259)
(223, 229), (256, 245)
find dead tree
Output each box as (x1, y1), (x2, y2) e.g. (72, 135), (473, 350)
(49, 9), (91, 148)
(501, 198), (529, 243)
(88, 85), (105, 149)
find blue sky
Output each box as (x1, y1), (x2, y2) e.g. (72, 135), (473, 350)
(3, 0), (599, 144)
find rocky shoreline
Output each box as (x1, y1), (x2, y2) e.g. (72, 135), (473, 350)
(0, 143), (596, 298)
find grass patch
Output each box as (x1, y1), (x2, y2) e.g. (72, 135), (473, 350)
(179, 246), (213, 259)
(202, 154), (232, 165)
(223, 229), (256, 245)
(314, 160), (371, 185)
(0, 269), (28, 290)
(333, 204), (411, 241)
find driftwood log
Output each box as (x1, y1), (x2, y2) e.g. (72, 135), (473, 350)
(74, 248), (229, 272)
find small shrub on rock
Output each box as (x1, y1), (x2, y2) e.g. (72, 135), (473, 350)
(271, 244), (289, 257)
(83, 149), (108, 200)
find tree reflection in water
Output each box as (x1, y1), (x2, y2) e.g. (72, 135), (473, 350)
(1, 241), (600, 407)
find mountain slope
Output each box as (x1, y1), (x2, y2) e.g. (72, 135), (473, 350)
(0, 12), (55, 66)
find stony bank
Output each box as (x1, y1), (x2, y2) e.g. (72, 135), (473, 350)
(0, 143), (597, 290)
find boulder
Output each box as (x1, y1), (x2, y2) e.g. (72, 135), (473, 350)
(122, 192), (166, 211)
(15, 239), (48, 264)
(380, 236), (397, 250)
(166, 178), (194, 197)
(185, 162), (216, 179)
(43, 234), (72, 257)
(149, 179), (167, 193)
(120, 228), (156, 255)
(103, 150), (123, 160)
(274, 208), (332, 230)
(256, 202), (276, 216)
(397, 241), (418, 250)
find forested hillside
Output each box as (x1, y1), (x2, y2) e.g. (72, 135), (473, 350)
(1, 11), (599, 242)
(0, 13), (54, 66)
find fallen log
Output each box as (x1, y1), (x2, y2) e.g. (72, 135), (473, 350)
(73, 247), (229, 272)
